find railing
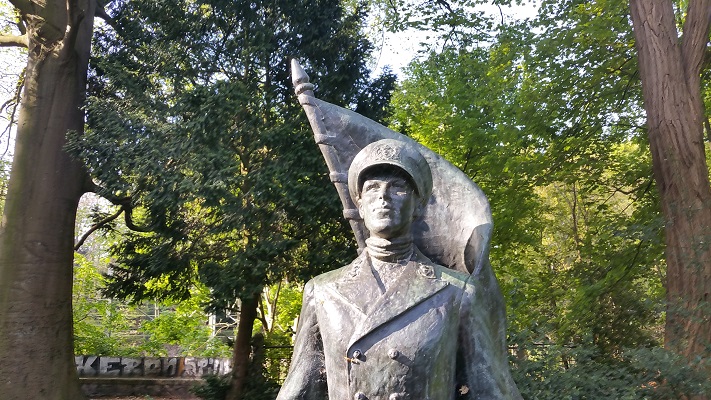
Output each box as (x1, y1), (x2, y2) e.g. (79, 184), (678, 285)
(263, 346), (293, 384)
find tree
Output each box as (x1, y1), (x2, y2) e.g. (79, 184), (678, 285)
(386, 0), (710, 388)
(629, 0), (711, 368)
(73, 234), (233, 358)
(390, 0), (666, 346)
(383, 1), (708, 397)
(0, 1), (102, 398)
(67, 1), (395, 398)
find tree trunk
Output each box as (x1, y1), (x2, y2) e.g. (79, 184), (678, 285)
(226, 294), (260, 400)
(0, 1), (94, 399)
(629, 0), (711, 366)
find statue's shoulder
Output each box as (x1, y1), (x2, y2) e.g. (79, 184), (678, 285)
(436, 264), (471, 285)
(309, 254), (365, 288)
(412, 250), (471, 287)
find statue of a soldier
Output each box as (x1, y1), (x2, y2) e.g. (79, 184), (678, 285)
(276, 140), (522, 400)
(278, 60), (522, 400)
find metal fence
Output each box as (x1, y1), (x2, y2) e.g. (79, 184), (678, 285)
(263, 345), (293, 384)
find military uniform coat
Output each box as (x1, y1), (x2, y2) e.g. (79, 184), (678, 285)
(276, 249), (522, 400)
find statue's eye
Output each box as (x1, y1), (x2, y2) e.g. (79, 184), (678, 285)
(390, 180), (409, 191)
(363, 182), (381, 192)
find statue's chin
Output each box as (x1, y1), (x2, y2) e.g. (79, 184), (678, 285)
(365, 222), (411, 241)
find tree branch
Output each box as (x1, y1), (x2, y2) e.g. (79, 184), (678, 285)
(61, 0), (86, 53)
(1, 69), (24, 157)
(74, 207), (124, 251)
(681, 0), (711, 82)
(95, 4), (116, 30)
(16, 13), (26, 35)
(434, 0), (453, 14)
(89, 184), (131, 206)
(269, 281), (282, 333)
(8, 0), (33, 16)
(461, 146), (473, 174)
(91, 186), (152, 232)
(0, 34), (29, 48)
(123, 207), (150, 232)
(256, 296), (270, 334)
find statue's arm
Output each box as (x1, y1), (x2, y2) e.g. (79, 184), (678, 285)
(276, 280), (328, 400)
(456, 282), (523, 400)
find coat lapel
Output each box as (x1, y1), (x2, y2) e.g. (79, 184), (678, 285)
(347, 260), (449, 349)
(330, 254), (381, 316)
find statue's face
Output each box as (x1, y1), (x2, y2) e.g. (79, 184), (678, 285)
(357, 170), (419, 240)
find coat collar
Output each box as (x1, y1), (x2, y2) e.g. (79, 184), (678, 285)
(326, 249), (449, 349)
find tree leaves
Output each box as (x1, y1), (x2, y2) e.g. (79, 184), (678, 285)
(390, 0), (665, 361)
(69, 0), (393, 312)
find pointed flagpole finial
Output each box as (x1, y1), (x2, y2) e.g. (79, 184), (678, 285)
(291, 59), (314, 97)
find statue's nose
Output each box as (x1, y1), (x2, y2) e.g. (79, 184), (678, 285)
(377, 186), (391, 200)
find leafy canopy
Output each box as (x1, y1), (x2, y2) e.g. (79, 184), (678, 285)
(69, 0), (396, 311)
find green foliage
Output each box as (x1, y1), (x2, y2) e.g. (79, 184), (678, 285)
(502, 0), (663, 355)
(136, 284), (232, 357)
(69, 6), (396, 397)
(192, 374), (231, 400)
(389, 0), (673, 397)
(511, 335), (711, 399)
(73, 253), (133, 355)
(73, 250), (231, 357)
(513, 338), (641, 399)
(192, 333), (283, 400)
(68, 0), (394, 314)
(241, 377), (281, 400)
(192, 370), (281, 400)
(254, 282), (303, 345)
(627, 347), (711, 399)
(366, 0), (508, 45)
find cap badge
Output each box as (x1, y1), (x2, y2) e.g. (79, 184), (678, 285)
(373, 144), (401, 162)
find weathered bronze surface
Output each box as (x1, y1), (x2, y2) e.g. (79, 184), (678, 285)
(276, 60), (523, 400)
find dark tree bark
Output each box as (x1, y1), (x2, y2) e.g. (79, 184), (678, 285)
(226, 294), (260, 400)
(629, 0), (711, 370)
(0, 1), (95, 399)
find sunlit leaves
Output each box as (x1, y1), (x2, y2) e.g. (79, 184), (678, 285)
(70, 0), (393, 325)
(391, 0), (665, 363)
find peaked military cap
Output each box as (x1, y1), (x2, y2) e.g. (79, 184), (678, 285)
(348, 139), (433, 203)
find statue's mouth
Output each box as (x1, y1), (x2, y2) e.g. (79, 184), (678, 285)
(373, 207), (394, 215)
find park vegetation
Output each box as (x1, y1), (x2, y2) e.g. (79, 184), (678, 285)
(0, 0), (710, 399)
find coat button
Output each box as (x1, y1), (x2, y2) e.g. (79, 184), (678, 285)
(352, 349), (362, 359)
(354, 392), (367, 400)
(388, 349), (400, 359)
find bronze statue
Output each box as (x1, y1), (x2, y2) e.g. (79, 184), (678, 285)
(277, 61), (523, 400)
